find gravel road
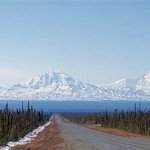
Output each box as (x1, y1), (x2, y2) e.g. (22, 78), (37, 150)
(55, 115), (150, 150)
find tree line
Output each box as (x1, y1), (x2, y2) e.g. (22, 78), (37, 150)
(64, 105), (150, 136)
(0, 101), (51, 146)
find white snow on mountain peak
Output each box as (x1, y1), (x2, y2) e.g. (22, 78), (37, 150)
(107, 78), (138, 90)
(1, 71), (150, 101)
(24, 71), (76, 89)
(136, 72), (150, 94)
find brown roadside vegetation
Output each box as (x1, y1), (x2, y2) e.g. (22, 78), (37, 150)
(13, 117), (70, 150)
(85, 124), (150, 140)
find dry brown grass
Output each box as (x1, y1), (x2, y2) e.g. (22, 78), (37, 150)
(85, 125), (150, 140)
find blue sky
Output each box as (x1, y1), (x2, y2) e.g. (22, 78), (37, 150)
(0, 1), (150, 87)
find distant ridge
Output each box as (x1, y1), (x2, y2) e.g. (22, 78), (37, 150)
(0, 71), (150, 101)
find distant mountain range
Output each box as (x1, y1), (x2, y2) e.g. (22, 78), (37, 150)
(0, 71), (150, 101)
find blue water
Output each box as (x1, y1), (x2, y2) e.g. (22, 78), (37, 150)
(0, 100), (150, 112)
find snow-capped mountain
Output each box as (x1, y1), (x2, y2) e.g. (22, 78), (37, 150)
(106, 79), (138, 90)
(136, 72), (150, 94)
(4, 71), (101, 100)
(106, 72), (150, 95)
(1, 71), (150, 101)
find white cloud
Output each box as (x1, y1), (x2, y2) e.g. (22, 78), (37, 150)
(0, 68), (31, 87)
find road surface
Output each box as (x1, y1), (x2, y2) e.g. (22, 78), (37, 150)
(56, 115), (150, 150)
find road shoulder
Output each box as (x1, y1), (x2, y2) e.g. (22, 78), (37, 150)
(84, 124), (150, 140)
(13, 117), (70, 150)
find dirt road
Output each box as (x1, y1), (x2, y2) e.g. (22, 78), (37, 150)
(56, 115), (150, 150)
